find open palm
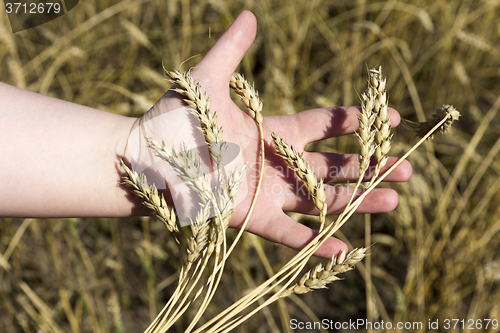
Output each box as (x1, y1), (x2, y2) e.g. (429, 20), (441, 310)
(125, 11), (412, 259)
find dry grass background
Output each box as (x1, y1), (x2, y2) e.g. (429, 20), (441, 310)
(1, 0), (500, 332)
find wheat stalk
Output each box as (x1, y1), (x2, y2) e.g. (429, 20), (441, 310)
(146, 72), (269, 333)
(198, 66), (460, 333)
(360, 66), (392, 324)
(121, 62), (460, 333)
(139, 69), (235, 332)
(209, 112), (460, 333)
(142, 70), (266, 333)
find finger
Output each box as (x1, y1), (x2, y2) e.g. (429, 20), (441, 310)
(190, 11), (257, 90)
(283, 185), (399, 215)
(246, 210), (348, 259)
(266, 106), (401, 148)
(303, 152), (413, 183)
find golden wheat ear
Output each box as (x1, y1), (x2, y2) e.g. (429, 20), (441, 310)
(401, 105), (461, 139)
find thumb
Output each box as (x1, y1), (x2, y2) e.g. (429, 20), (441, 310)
(191, 11), (257, 90)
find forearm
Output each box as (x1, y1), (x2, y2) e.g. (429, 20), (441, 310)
(0, 82), (139, 217)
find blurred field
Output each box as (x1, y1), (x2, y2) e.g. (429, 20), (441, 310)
(1, 0), (500, 332)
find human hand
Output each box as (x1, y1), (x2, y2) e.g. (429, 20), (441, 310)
(123, 11), (412, 259)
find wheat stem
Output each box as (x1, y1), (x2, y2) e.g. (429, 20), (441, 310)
(201, 113), (453, 333)
(185, 218), (227, 333)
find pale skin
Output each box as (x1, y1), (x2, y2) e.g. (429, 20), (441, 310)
(0, 11), (411, 259)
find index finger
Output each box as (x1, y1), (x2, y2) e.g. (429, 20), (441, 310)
(266, 106), (401, 148)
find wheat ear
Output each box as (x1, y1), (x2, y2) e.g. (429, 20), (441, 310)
(281, 247), (368, 296)
(230, 73), (264, 125)
(165, 69), (226, 165)
(401, 105), (461, 139)
(225, 73), (267, 249)
(271, 133), (327, 228)
(369, 66), (393, 180)
(344, 66), (392, 218)
(120, 160), (179, 243)
(361, 66), (392, 323)
(356, 88), (377, 178)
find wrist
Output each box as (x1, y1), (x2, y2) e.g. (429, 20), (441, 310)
(112, 115), (154, 217)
